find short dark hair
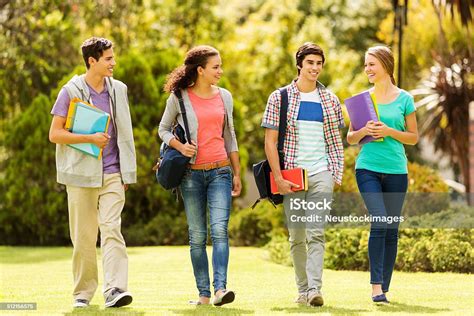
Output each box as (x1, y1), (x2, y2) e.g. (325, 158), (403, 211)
(295, 42), (325, 75)
(81, 37), (113, 69)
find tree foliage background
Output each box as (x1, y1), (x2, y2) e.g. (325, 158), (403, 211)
(0, 0), (471, 245)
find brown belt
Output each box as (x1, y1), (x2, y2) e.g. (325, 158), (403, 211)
(189, 159), (231, 171)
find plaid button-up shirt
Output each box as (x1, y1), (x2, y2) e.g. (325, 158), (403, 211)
(262, 81), (345, 185)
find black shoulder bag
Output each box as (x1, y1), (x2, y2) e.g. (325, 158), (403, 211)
(155, 90), (192, 190)
(251, 87), (289, 208)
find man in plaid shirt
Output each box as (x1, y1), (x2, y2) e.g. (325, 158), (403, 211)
(262, 42), (344, 307)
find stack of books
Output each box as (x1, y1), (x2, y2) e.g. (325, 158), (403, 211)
(269, 168), (308, 194)
(344, 91), (383, 144)
(65, 97), (110, 159)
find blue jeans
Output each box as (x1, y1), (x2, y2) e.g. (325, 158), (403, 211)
(355, 169), (407, 293)
(180, 166), (232, 298)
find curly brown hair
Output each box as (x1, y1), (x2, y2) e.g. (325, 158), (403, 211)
(164, 45), (220, 93)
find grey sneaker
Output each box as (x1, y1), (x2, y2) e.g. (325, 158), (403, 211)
(73, 299), (89, 308)
(105, 288), (133, 308)
(307, 291), (324, 307)
(294, 292), (307, 304)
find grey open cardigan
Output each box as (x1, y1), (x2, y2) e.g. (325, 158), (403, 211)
(55, 74), (137, 187)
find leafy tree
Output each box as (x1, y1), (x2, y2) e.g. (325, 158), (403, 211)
(0, 94), (69, 245)
(1, 0), (460, 245)
(0, 1), (80, 118)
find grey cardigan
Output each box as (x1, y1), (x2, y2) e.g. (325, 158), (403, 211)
(55, 74), (137, 187)
(158, 88), (239, 164)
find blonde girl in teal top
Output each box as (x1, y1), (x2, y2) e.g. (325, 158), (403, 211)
(347, 46), (418, 303)
(356, 90), (416, 174)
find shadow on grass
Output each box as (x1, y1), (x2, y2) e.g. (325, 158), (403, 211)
(171, 305), (254, 315)
(272, 301), (451, 314)
(272, 305), (369, 314)
(0, 247), (71, 264)
(375, 301), (450, 313)
(64, 305), (145, 315)
(0, 247), (146, 265)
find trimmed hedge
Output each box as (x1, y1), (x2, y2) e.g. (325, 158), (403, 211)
(265, 228), (473, 273)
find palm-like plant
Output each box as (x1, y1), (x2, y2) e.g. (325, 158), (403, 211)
(411, 53), (472, 194)
(410, 0), (473, 200)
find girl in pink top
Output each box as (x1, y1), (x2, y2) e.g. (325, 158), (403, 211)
(187, 88), (228, 164)
(159, 45), (241, 306)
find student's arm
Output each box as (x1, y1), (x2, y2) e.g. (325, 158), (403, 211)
(229, 151), (241, 197)
(369, 112), (418, 145)
(168, 138), (197, 157)
(49, 115), (110, 148)
(347, 121), (374, 145)
(264, 128), (299, 195)
(158, 94), (197, 157)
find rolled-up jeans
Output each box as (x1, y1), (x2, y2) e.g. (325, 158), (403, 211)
(355, 168), (408, 293)
(180, 165), (232, 298)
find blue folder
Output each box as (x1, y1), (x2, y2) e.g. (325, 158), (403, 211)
(67, 102), (110, 159)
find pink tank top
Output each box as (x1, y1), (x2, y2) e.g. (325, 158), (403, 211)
(188, 89), (228, 164)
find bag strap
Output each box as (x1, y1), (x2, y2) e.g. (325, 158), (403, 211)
(277, 87), (289, 168)
(174, 89), (192, 144)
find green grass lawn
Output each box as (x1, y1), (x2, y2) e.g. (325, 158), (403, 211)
(0, 246), (472, 315)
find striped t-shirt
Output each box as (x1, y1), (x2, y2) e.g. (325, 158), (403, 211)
(296, 89), (328, 175)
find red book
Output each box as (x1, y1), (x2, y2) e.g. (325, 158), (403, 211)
(270, 168), (308, 194)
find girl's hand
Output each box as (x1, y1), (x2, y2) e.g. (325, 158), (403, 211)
(180, 140), (197, 157)
(232, 175), (242, 197)
(370, 121), (392, 138)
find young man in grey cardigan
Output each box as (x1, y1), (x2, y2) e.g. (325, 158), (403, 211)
(49, 37), (136, 308)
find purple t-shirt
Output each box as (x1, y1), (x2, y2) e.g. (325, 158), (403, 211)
(51, 83), (121, 174)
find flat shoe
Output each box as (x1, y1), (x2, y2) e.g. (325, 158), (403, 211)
(372, 293), (389, 303)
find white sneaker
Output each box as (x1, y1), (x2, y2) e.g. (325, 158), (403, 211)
(212, 289), (235, 306)
(294, 292), (307, 304)
(73, 299), (89, 308)
(307, 290), (324, 307)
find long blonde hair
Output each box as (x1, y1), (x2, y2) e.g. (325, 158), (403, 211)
(366, 46), (396, 85)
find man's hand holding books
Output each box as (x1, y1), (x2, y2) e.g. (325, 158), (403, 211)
(90, 132), (111, 149)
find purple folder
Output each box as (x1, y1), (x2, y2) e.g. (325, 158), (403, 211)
(344, 91), (380, 145)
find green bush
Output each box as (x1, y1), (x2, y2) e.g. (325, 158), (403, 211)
(229, 202), (285, 246)
(396, 229), (473, 273)
(125, 214), (189, 246)
(265, 228), (473, 273)
(0, 94), (70, 245)
(403, 204), (474, 228)
(325, 229), (369, 271)
(428, 230), (473, 273)
(396, 229), (435, 272)
(264, 232), (292, 266)
(404, 163), (450, 216)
